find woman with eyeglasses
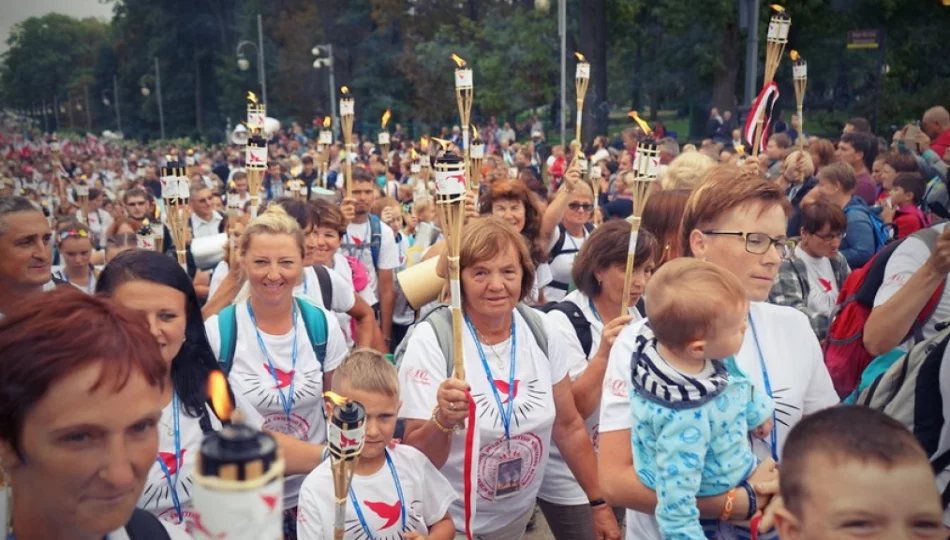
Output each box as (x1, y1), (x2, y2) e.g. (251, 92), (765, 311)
(769, 200), (850, 341)
(540, 166), (595, 301)
(598, 166), (839, 540)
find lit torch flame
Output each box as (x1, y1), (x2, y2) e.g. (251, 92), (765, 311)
(472, 125), (479, 140)
(410, 148), (419, 160)
(420, 136), (430, 151)
(247, 91), (258, 104)
(381, 109), (391, 129)
(341, 86), (350, 95)
(450, 54), (467, 68)
(790, 50), (801, 61)
(575, 52), (586, 62)
(627, 111), (653, 136)
(770, 4), (785, 12)
(324, 391), (348, 407)
(208, 370), (234, 421)
(431, 137), (451, 151)
(323, 116), (331, 128)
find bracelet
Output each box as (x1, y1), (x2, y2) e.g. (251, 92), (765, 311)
(739, 480), (757, 520)
(720, 488), (737, 521)
(589, 498), (607, 508)
(430, 406), (460, 435)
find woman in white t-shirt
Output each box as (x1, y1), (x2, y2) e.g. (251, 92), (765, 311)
(0, 288), (191, 540)
(98, 250), (330, 536)
(398, 217), (620, 539)
(52, 221), (98, 294)
(540, 220), (657, 540)
(769, 200), (851, 341)
(599, 167), (839, 540)
(540, 173), (596, 302)
(201, 207), (349, 536)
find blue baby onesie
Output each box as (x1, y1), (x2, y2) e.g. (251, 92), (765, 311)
(629, 325), (773, 540)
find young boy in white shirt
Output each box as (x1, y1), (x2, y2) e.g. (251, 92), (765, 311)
(297, 349), (457, 540)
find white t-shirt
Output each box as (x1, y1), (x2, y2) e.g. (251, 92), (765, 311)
(393, 233), (415, 326)
(874, 223), (950, 344)
(344, 217), (400, 297)
(600, 302), (838, 540)
(77, 207), (113, 248)
(398, 309), (571, 533)
(795, 246), (838, 320)
(539, 290), (641, 505)
(52, 266), (97, 295)
(531, 263), (553, 305)
(207, 261), (230, 300)
(333, 251), (378, 307)
(139, 393), (265, 535)
(297, 445), (457, 540)
(544, 226), (588, 302)
(190, 211), (223, 239)
(205, 301), (347, 507)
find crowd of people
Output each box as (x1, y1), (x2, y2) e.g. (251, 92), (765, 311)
(1, 103), (950, 540)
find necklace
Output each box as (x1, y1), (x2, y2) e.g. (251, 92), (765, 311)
(474, 328), (510, 370)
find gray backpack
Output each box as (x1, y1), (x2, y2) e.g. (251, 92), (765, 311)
(393, 303), (549, 376)
(857, 320), (950, 508)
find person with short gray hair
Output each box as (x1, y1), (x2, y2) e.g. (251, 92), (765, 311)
(0, 196), (55, 317)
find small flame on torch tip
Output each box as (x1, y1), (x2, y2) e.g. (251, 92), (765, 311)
(770, 4), (785, 12)
(790, 50), (801, 61)
(430, 137), (451, 151)
(323, 116), (331, 128)
(208, 370), (234, 421)
(450, 54), (467, 68)
(247, 91), (258, 104)
(627, 111), (653, 136)
(575, 52), (586, 62)
(472, 125), (479, 140)
(381, 109), (392, 129)
(324, 391), (348, 407)
(410, 148), (419, 160)
(341, 86), (350, 95)
(420, 136), (430, 151)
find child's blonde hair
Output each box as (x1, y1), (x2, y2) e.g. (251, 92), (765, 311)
(334, 348), (399, 398)
(644, 258), (747, 349)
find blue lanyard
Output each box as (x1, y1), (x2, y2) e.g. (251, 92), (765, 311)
(465, 315), (517, 441)
(247, 301), (299, 422)
(748, 315), (778, 462)
(588, 298), (602, 324)
(155, 393), (183, 524)
(348, 451), (406, 539)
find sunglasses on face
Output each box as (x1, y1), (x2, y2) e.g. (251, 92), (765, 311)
(568, 202), (593, 212)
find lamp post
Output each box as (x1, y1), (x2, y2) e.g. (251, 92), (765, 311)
(311, 44), (337, 139)
(237, 14), (267, 106)
(140, 57), (166, 140)
(101, 74), (123, 134)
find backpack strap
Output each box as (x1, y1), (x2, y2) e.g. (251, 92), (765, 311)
(548, 224), (568, 262)
(542, 301), (593, 357)
(295, 297), (328, 370)
(516, 303), (548, 358)
(368, 214), (382, 268)
(217, 304), (238, 375)
(124, 508), (172, 539)
(313, 265), (334, 309)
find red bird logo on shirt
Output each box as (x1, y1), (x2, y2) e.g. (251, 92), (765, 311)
(158, 449), (186, 475)
(494, 379), (520, 404)
(352, 236), (364, 245)
(261, 494), (279, 511)
(364, 500), (402, 530)
(264, 364), (294, 388)
(818, 278), (833, 292)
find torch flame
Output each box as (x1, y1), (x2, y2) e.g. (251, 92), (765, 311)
(208, 370), (234, 421)
(323, 116), (331, 128)
(627, 111), (653, 136)
(381, 109), (392, 129)
(324, 391), (348, 407)
(431, 137), (451, 150)
(450, 54), (467, 68)
(247, 91), (258, 104)
(420, 136), (430, 151)
(790, 50), (801, 61)
(770, 4), (785, 12)
(410, 148), (419, 160)
(341, 86), (350, 95)
(472, 125), (479, 140)
(575, 52), (586, 62)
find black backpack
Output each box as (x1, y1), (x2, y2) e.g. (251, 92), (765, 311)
(538, 297), (644, 358)
(125, 508), (172, 539)
(313, 264), (333, 309)
(548, 223), (594, 263)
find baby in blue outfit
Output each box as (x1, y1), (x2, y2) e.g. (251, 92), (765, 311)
(629, 259), (773, 540)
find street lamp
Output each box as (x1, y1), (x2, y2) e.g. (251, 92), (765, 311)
(101, 74), (123, 134)
(311, 44), (337, 139)
(236, 13), (267, 106)
(140, 57), (166, 140)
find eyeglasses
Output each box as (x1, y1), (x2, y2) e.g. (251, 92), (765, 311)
(701, 231), (790, 259)
(568, 202), (593, 212)
(814, 231), (846, 241)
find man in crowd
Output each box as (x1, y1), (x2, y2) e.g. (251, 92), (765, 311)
(0, 197), (53, 318)
(298, 155), (320, 199)
(189, 183), (223, 238)
(706, 107), (723, 139)
(837, 132), (878, 205)
(843, 116), (872, 135)
(815, 161), (879, 268)
(263, 160), (287, 200)
(923, 106), (950, 159)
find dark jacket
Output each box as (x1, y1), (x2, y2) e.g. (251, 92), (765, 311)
(786, 176), (818, 237)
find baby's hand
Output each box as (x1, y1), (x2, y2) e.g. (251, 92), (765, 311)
(752, 418), (773, 440)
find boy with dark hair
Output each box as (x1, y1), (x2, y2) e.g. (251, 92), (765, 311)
(775, 406), (943, 540)
(883, 173), (929, 239)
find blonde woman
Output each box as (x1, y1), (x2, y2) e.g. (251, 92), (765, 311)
(540, 167), (595, 301)
(203, 205), (348, 536)
(661, 151), (716, 191)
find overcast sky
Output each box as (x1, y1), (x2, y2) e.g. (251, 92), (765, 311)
(0, 0), (113, 53)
